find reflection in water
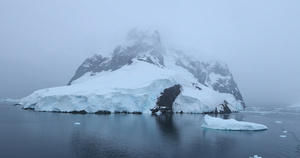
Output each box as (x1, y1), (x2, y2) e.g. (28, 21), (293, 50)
(2, 103), (300, 158)
(154, 114), (179, 141)
(288, 131), (300, 156)
(211, 113), (231, 120)
(274, 118), (300, 157)
(68, 113), (273, 158)
(71, 132), (129, 158)
(201, 128), (238, 157)
(297, 144), (300, 156)
(70, 121), (130, 158)
(69, 115), (169, 158)
(210, 113), (245, 121)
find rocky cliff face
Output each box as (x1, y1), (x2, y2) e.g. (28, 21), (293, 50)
(171, 50), (245, 108)
(68, 29), (165, 85)
(68, 29), (245, 109)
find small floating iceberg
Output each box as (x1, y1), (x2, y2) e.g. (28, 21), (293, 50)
(74, 122), (81, 125)
(279, 135), (287, 138)
(249, 155), (262, 158)
(202, 115), (268, 131)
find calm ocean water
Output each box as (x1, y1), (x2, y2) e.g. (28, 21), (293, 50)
(0, 103), (299, 158)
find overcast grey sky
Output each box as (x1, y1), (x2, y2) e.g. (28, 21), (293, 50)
(0, 0), (299, 107)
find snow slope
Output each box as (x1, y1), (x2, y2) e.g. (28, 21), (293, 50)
(202, 115), (268, 131)
(21, 29), (245, 114)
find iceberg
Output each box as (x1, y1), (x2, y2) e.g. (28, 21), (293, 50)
(249, 155), (262, 158)
(279, 135), (287, 138)
(201, 115), (268, 131)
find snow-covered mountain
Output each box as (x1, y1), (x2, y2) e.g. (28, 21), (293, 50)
(21, 29), (245, 114)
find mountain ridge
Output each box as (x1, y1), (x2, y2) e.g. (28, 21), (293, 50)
(68, 29), (245, 108)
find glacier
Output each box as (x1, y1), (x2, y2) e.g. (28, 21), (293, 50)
(202, 115), (268, 131)
(21, 29), (245, 114)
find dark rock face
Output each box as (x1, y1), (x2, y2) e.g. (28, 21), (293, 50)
(202, 101), (235, 114)
(68, 29), (165, 85)
(214, 100), (235, 114)
(95, 110), (111, 114)
(192, 83), (202, 90)
(69, 110), (88, 114)
(22, 107), (35, 110)
(173, 50), (245, 108)
(68, 55), (109, 85)
(113, 110), (142, 114)
(132, 111), (142, 114)
(155, 84), (182, 113)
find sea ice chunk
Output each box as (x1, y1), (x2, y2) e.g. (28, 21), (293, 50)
(74, 122), (81, 125)
(201, 115), (268, 131)
(249, 155), (262, 158)
(279, 135), (287, 138)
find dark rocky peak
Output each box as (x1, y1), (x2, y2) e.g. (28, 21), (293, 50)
(107, 29), (165, 68)
(68, 29), (165, 85)
(207, 62), (231, 77)
(170, 49), (245, 108)
(67, 54), (109, 85)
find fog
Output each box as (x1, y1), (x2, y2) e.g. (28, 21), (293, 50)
(0, 0), (299, 107)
